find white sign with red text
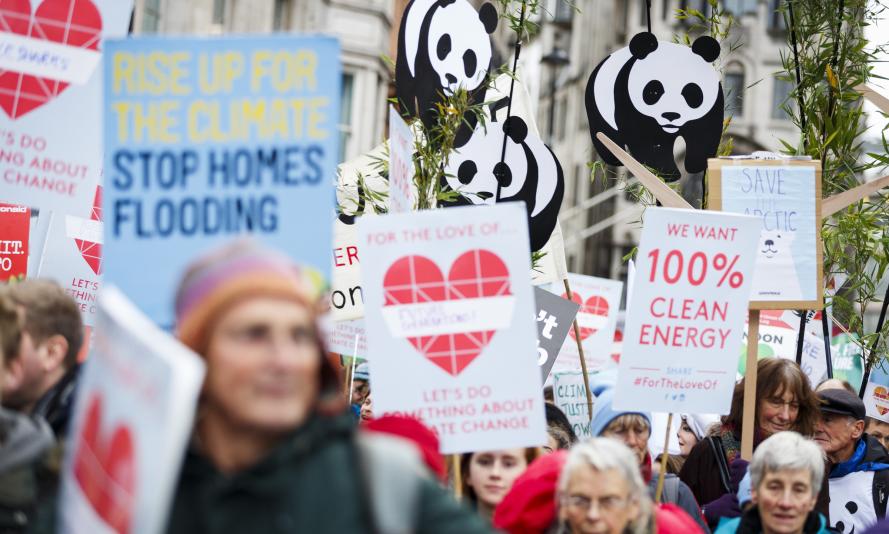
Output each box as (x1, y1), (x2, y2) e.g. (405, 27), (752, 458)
(550, 273), (623, 374)
(321, 317), (367, 357)
(388, 106), (415, 213)
(330, 220), (364, 321)
(0, 0), (133, 217)
(359, 203), (547, 453)
(614, 208), (759, 414)
(59, 286), (204, 534)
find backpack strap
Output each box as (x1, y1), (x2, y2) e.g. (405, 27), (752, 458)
(874, 469), (889, 519)
(707, 436), (733, 495)
(353, 432), (428, 534)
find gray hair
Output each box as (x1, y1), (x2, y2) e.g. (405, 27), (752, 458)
(558, 438), (653, 534)
(750, 431), (825, 495)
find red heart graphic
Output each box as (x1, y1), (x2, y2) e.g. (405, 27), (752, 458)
(611, 329), (623, 363)
(73, 393), (135, 534)
(382, 249), (510, 376)
(875, 387), (889, 416)
(73, 185), (101, 275)
(564, 292), (610, 341)
(0, 0), (103, 119)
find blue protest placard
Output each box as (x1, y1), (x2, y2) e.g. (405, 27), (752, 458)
(103, 36), (340, 328)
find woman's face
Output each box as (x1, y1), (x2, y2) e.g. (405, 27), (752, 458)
(758, 388), (799, 437)
(752, 467), (817, 534)
(561, 465), (641, 534)
(360, 394), (373, 421)
(601, 417), (650, 467)
(466, 449), (529, 509)
(677, 420), (698, 456)
(203, 297), (321, 434)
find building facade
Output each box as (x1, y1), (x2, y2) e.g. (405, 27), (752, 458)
(131, 0), (395, 164)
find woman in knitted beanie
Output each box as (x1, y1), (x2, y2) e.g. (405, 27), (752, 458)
(165, 239), (492, 534)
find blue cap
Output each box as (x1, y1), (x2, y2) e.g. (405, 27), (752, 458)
(353, 362), (370, 381)
(589, 372), (652, 437)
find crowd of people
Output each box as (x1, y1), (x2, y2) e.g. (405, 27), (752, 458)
(2, 240), (889, 534)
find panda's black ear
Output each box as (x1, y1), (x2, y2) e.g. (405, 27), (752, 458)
(692, 36), (721, 63)
(479, 3), (498, 34)
(504, 116), (527, 144)
(629, 32), (658, 59)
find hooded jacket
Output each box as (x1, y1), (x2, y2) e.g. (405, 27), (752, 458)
(0, 408), (54, 534)
(826, 433), (889, 534)
(714, 506), (830, 534)
(165, 410), (493, 534)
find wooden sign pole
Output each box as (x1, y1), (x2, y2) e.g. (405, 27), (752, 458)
(452, 455), (463, 499)
(822, 174), (889, 217)
(595, 133), (694, 210)
(857, 84), (889, 114)
(741, 309), (761, 460)
(654, 413), (673, 503)
(564, 279), (595, 422)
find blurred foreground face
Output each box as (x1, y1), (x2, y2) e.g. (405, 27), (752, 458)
(203, 297), (320, 433)
(466, 449), (528, 509)
(3, 330), (52, 411)
(562, 465), (640, 534)
(752, 468), (817, 534)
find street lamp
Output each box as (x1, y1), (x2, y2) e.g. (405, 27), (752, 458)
(541, 46), (570, 144)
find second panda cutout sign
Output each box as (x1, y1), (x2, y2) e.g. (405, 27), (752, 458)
(586, 32), (724, 182)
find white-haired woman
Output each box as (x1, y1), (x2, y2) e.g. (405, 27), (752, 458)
(714, 432), (830, 534)
(557, 438), (704, 534)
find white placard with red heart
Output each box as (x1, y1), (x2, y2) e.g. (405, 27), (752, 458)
(864, 363), (889, 422)
(549, 273), (623, 375)
(359, 203), (547, 453)
(0, 0), (132, 217)
(36, 187), (103, 326)
(59, 286), (205, 534)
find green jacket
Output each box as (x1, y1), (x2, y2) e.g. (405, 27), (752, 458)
(165, 411), (494, 534)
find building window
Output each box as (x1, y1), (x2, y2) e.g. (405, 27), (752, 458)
(679, 0), (709, 12)
(212, 0), (226, 25)
(273, 0), (292, 31)
(141, 0), (160, 33)
(574, 164), (585, 207)
(553, 0), (573, 25)
(772, 77), (795, 120)
(338, 73), (355, 163)
(767, 0), (787, 31)
(724, 69), (744, 118)
(722, 0), (756, 15)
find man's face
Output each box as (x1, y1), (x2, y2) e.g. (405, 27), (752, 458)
(2, 330), (49, 410)
(351, 379), (369, 405)
(813, 413), (863, 460)
(752, 468), (817, 534)
(867, 419), (889, 451)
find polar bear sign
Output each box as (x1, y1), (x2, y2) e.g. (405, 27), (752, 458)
(708, 158), (823, 310)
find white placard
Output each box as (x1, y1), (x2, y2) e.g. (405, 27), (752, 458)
(388, 106), (416, 213)
(359, 203), (547, 453)
(59, 286), (205, 534)
(551, 273), (623, 374)
(614, 207), (760, 414)
(321, 317), (367, 357)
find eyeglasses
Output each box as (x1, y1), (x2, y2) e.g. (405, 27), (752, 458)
(563, 494), (629, 513)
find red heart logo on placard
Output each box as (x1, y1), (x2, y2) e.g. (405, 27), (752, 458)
(611, 329), (623, 363)
(0, 0), (103, 119)
(874, 387), (889, 416)
(73, 393), (135, 534)
(73, 185), (102, 275)
(382, 249), (510, 376)
(564, 293), (610, 341)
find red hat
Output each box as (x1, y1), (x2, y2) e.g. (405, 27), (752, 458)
(493, 450), (568, 534)
(362, 415), (447, 483)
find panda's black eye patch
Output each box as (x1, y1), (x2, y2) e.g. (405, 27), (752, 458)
(682, 83), (704, 108)
(437, 34), (452, 61)
(643, 80), (664, 105)
(463, 50), (477, 77)
(457, 161), (477, 185)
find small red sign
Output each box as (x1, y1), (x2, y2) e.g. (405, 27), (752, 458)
(0, 203), (30, 282)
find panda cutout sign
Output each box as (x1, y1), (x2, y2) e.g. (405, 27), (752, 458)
(441, 113), (565, 253)
(395, 0), (498, 139)
(586, 32), (724, 182)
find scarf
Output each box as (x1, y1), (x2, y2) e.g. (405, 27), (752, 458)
(830, 438), (889, 479)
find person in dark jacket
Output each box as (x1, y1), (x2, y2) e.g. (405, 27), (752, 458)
(814, 388), (889, 533)
(715, 432), (830, 534)
(679, 358), (822, 526)
(165, 240), (492, 534)
(1, 280), (83, 438)
(590, 382), (709, 532)
(0, 289), (56, 534)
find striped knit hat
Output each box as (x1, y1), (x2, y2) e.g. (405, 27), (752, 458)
(174, 239), (326, 353)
